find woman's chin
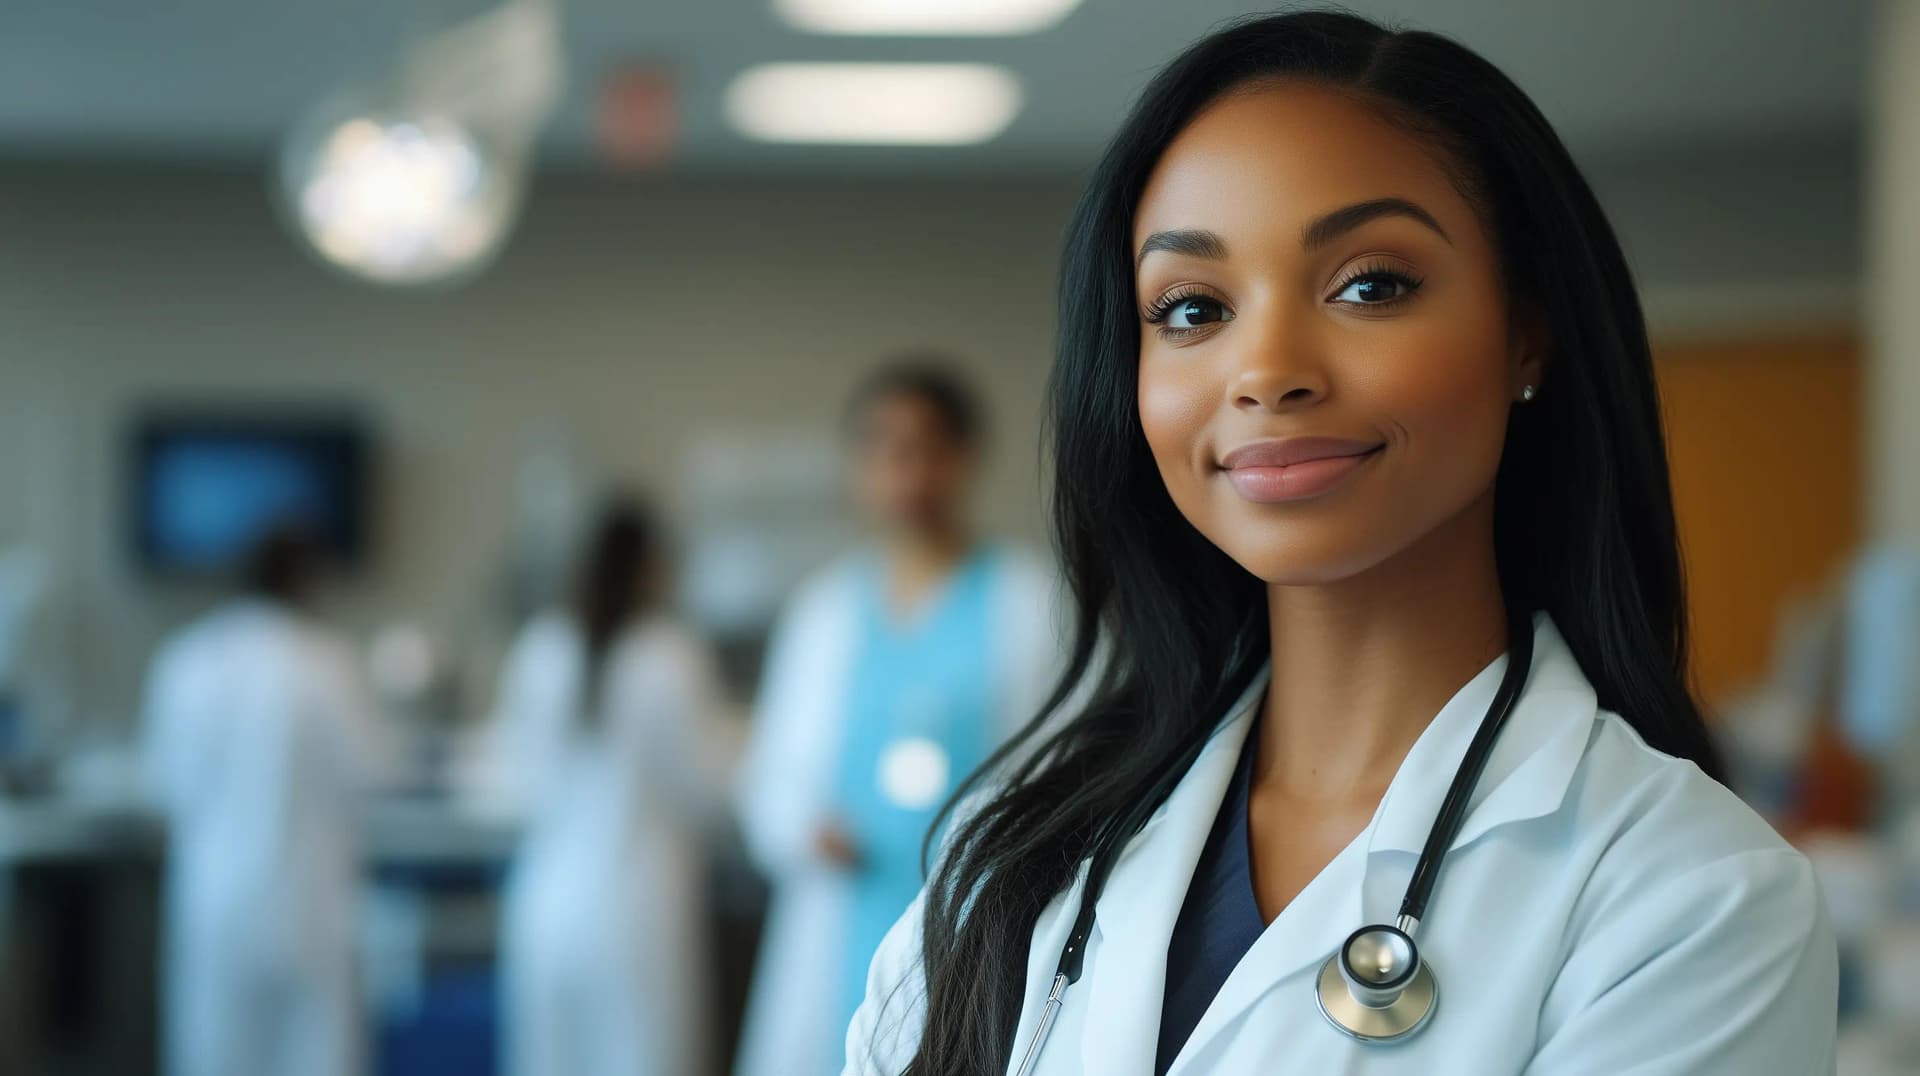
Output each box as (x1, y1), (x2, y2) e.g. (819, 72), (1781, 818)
(1223, 540), (1395, 589)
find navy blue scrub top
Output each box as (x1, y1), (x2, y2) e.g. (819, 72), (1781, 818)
(1155, 724), (1267, 1075)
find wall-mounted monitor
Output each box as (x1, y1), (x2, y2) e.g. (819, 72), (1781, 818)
(130, 411), (371, 575)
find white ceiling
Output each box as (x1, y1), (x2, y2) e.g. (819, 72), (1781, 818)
(0, 0), (1871, 171)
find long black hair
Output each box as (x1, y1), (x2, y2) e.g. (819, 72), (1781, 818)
(889, 10), (1723, 1074)
(571, 498), (662, 725)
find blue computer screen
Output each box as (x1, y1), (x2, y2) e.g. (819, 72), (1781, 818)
(133, 419), (368, 573)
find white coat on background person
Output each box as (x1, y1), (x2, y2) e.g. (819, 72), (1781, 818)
(845, 616), (1840, 1076)
(496, 501), (741, 1076)
(732, 549), (1062, 1076)
(732, 362), (1069, 1076)
(140, 530), (387, 1076)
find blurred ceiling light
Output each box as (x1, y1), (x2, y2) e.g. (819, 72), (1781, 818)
(725, 63), (1021, 145)
(278, 0), (564, 287)
(288, 111), (506, 284)
(774, 0), (1083, 35)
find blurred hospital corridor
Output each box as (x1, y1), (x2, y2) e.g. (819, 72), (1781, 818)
(2, 1), (1918, 1074)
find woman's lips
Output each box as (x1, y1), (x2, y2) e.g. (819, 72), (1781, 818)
(1218, 437), (1384, 503)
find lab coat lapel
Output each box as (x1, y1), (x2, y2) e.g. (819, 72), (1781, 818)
(1005, 860), (1090, 1074)
(1164, 832), (1369, 1076)
(1075, 673), (1267, 1076)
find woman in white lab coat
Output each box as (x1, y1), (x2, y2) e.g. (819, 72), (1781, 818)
(496, 498), (738, 1076)
(734, 363), (1063, 1076)
(848, 12), (1838, 1076)
(141, 525), (385, 1076)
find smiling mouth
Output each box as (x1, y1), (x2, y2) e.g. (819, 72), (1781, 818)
(1218, 441), (1384, 503)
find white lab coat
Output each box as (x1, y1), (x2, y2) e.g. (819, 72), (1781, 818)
(495, 613), (739, 1076)
(847, 614), (1840, 1076)
(735, 550), (1065, 1076)
(140, 599), (385, 1076)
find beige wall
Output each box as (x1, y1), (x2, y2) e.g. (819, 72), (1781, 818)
(0, 169), (1080, 729)
(0, 143), (1862, 730)
(1868, 0), (1920, 544)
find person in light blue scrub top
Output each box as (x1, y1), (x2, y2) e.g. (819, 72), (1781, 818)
(831, 545), (999, 1028)
(734, 360), (1064, 1076)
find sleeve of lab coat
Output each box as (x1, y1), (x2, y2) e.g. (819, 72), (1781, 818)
(735, 573), (846, 877)
(843, 891), (929, 1076)
(1523, 847), (1838, 1076)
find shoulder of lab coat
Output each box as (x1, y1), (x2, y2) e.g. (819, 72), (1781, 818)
(606, 617), (743, 822)
(734, 556), (865, 876)
(266, 608), (395, 794)
(607, 617), (728, 720)
(1521, 712), (1838, 1075)
(844, 886), (930, 1076)
(479, 611), (576, 809)
(496, 610), (578, 721)
(139, 602), (389, 811)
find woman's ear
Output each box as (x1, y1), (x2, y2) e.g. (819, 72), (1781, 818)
(1510, 301), (1551, 399)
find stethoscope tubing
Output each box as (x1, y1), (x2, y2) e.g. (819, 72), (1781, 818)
(1013, 611), (1536, 1069)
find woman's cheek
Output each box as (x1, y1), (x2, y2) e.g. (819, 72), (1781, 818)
(1381, 341), (1512, 492)
(1138, 360), (1216, 473)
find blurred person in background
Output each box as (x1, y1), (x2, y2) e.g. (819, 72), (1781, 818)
(734, 360), (1064, 1076)
(494, 496), (739, 1076)
(140, 522), (387, 1076)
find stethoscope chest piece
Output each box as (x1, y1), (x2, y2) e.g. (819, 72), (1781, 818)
(1314, 922), (1437, 1044)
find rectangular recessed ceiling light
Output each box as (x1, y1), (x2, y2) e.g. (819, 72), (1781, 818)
(725, 63), (1021, 145)
(774, 0), (1082, 36)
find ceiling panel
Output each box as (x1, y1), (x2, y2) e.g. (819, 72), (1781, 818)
(0, 0), (1871, 170)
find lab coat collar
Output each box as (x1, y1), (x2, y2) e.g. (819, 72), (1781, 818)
(1075, 612), (1598, 1076)
(1364, 612), (1597, 856)
(1118, 612), (1595, 857)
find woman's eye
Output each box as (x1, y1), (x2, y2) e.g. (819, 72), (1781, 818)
(1331, 271), (1419, 305)
(1165, 297), (1233, 328)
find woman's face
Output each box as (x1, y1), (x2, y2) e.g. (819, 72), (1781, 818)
(1133, 81), (1543, 585)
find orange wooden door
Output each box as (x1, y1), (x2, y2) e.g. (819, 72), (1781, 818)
(1656, 334), (1861, 705)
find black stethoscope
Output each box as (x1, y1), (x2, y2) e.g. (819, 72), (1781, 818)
(1012, 620), (1535, 1074)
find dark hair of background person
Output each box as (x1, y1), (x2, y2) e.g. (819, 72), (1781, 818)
(239, 520), (324, 607)
(883, 11), (1726, 1075)
(571, 498), (663, 725)
(843, 356), (985, 450)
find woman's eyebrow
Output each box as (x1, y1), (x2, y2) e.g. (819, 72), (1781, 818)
(1136, 199), (1450, 268)
(1136, 228), (1228, 267)
(1302, 197), (1451, 250)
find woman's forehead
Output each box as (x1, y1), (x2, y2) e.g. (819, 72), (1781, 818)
(1132, 83), (1480, 253)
